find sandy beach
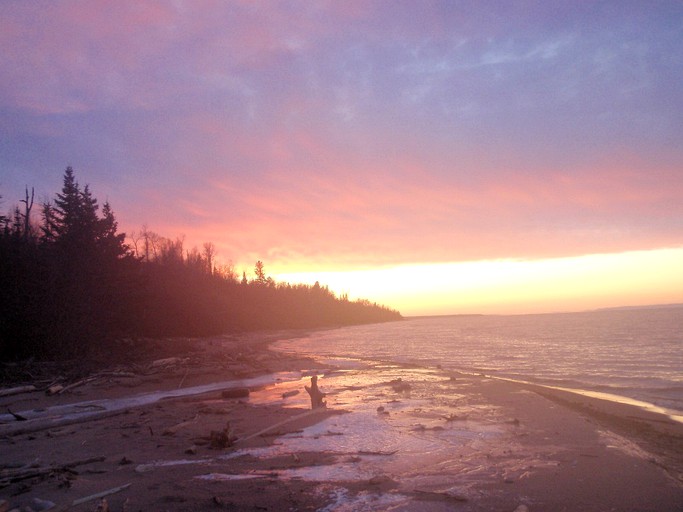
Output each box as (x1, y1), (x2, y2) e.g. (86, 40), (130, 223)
(1, 333), (682, 511)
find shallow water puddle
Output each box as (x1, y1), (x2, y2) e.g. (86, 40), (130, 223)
(316, 486), (411, 512)
(137, 365), (563, 509)
(214, 366), (555, 508)
(195, 472), (274, 481)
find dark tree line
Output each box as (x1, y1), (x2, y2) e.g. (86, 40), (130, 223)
(0, 168), (402, 361)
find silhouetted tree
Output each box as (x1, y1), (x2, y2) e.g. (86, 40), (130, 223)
(203, 242), (215, 275)
(158, 236), (184, 266)
(3, 168), (131, 357)
(1, 166), (402, 362)
(254, 260), (267, 284)
(19, 187), (35, 241)
(98, 201), (129, 259)
(42, 166), (81, 245)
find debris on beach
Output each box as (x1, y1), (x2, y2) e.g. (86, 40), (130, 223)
(387, 378), (411, 393)
(3, 336), (682, 511)
(94, 498), (109, 512)
(150, 356), (185, 368)
(29, 497), (56, 511)
(5, 408), (27, 421)
(209, 422), (237, 449)
(305, 375), (326, 409)
(0, 456), (105, 489)
(46, 384), (64, 395)
(71, 483), (131, 506)
(412, 488), (469, 503)
(163, 414), (199, 436)
(0, 496), (55, 511)
(443, 413), (468, 422)
(221, 387), (250, 399)
(0, 385), (37, 398)
(366, 474), (397, 488)
(54, 376), (98, 395)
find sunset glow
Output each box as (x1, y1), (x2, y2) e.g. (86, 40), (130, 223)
(2, 2), (682, 315)
(277, 247), (683, 316)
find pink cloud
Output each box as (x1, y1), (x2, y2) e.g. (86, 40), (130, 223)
(2, 2), (681, 281)
(127, 146), (681, 274)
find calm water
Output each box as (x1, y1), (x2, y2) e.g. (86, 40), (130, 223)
(275, 307), (683, 414)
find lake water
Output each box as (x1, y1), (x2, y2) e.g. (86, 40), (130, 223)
(128, 307), (683, 510)
(274, 307), (683, 416)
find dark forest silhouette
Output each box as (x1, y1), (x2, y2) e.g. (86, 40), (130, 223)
(0, 167), (402, 361)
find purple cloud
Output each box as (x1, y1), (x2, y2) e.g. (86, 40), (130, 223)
(1, 1), (682, 274)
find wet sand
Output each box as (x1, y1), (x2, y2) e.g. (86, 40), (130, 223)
(1, 334), (682, 511)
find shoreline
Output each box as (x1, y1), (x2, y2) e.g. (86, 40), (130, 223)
(1, 333), (682, 511)
(447, 369), (683, 425)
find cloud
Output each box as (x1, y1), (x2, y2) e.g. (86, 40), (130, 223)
(130, 147), (682, 273)
(1, 1), (682, 278)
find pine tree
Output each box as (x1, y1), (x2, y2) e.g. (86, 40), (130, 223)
(41, 167), (128, 259)
(79, 184), (100, 246)
(45, 166), (83, 245)
(254, 260), (267, 284)
(98, 201), (129, 259)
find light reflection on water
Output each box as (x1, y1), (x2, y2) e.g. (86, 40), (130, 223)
(193, 365), (559, 510)
(273, 308), (683, 413)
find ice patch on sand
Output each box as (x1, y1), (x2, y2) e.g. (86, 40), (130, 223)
(195, 472), (272, 481)
(317, 486), (409, 512)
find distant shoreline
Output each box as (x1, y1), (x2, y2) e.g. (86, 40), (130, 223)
(592, 302), (683, 312)
(405, 302), (683, 319)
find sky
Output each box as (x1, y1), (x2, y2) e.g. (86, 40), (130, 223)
(1, 1), (682, 316)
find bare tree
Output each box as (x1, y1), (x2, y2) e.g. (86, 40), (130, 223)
(158, 235), (184, 265)
(202, 242), (216, 275)
(136, 225), (162, 261)
(128, 230), (142, 259)
(215, 260), (237, 281)
(19, 186), (35, 241)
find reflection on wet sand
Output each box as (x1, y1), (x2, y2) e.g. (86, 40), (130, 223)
(221, 359), (683, 510)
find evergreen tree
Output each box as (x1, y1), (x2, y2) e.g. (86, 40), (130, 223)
(254, 260), (267, 284)
(99, 201), (129, 259)
(41, 167), (128, 259)
(44, 166), (83, 245)
(1, 166), (402, 362)
(79, 184), (100, 248)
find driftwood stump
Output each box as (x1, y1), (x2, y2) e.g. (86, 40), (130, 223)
(304, 375), (326, 409)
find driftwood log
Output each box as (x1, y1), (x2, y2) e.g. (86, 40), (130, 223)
(0, 408), (127, 437)
(0, 456), (105, 488)
(72, 483), (131, 506)
(0, 385), (36, 397)
(304, 376), (326, 409)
